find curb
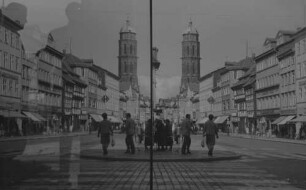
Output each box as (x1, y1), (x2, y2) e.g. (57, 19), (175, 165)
(220, 133), (306, 145)
(80, 150), (242, 162)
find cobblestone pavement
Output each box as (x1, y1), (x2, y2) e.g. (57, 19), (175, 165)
(5, 157), (301, 190)
(2, 134), (304, 190)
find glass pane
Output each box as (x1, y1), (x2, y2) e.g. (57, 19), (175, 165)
(1, 0), (306, 189)
(0, 0), (152, 189)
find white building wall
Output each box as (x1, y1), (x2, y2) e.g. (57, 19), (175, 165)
(199, 75), (213, 118)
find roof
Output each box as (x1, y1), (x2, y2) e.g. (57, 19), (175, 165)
(183, 20), (198, 35)
(120, 19), (135, 33)
(222, 57), (254, 74)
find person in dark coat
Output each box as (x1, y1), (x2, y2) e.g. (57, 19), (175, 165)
(203, 114), (219, 156)
(181, 114), (193, 154)
(97, 113), (113, 155)
(165, 119), (173, 151)
(125, 113), (136, 154)
(155, 118), (166, 151)
(145, 119), (153, 151)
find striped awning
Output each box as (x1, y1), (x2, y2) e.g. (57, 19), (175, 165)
(196, 117), (208, 124)
(90, 114), (103, 122)
(278, 115), (295, 125)
(271, 116), (287, 125)
(215, 116), (228, 124)
(23, 112), (41, 122)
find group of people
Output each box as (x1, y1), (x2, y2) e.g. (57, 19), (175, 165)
(97, 112), (219, 157)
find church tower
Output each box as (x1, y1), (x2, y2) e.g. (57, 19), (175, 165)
(118, 18), (139, 93)
(180, 19), (200, 94)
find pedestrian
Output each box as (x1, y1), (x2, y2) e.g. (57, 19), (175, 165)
(97, 113), (113, 155)
(155, 118), (166, 151)
(125, 113), (136, 154)
(181, 114), (193, 154)
(145, 119), (153, 151)
(295, 121), (302, 140)
(203, 114), (219, 156)
(165, 119), (173, 151)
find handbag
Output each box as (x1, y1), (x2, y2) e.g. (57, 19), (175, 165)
(111, 136), (115, 147)
(201, 137), (205, 148)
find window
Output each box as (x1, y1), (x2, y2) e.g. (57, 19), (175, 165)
(0, 50), (3, 68)
(192, 45), (195, 56)
(130, 44), (133, 54)
(124, 44), (127, 54)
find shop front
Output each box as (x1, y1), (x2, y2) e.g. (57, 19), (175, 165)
(256, 109), (280, 136)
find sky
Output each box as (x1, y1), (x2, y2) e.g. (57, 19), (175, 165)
(5, 0), (305, 99)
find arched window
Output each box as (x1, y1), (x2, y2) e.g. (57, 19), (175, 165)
(186, 63), (189, 73)
(187, 46), (189, 56)
(192, 45), (195, 56)
(130, 44), (133, 55)
(130, 63), (133, 73)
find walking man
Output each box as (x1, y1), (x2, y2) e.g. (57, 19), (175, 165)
(97, 113), (113, 155)
(181, 114), (193, 154)
(203, 114), (219, 156)
(125, 113), (136, 154)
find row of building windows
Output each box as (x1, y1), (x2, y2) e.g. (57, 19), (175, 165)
(184, 45), (198, 57)
(296, 61), (306, 78)
(0, 26), (20, 49)
(222, 86), (230, 96)
(233, 88), (244, 96)
(37, 92), (61, 107)
(295, 38), (306, 56)
(0, 77), (19, 98)
(280, 71), (295, 87)
(297, 86), (306, 102)
(256, 74), (279, 90)
(22, 65), (36, 80)
(245, 88), (253, 96)
(257, 95), (280, 110)
(39, 51), (61, 68)
(280, 92), (296, 108)
(279, 56), (294, 69)
(0, 50), (21, 72)
(38, 69), (61, 86)
(256, 55), (277, 72)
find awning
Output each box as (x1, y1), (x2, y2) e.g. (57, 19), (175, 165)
(196, 117), (208, 124)
(271, 116), (286, 125)
(288, 115), (306, 123)
(278, 115), (295, 125)
(90, 114), (103, 122)
(23, 112), (40, 122)
(108, 116), (122, 123)
(215, 116), (228, 124)
(7, 111), (26, 118)
(32, 113), (46, 121)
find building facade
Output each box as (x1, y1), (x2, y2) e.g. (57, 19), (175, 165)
(255, 38), (280, 133)
(294, 28), (306, 116)
(199, 73), (213, 119)
(36, 36), (63, 132)
(0, 10), (24, 135)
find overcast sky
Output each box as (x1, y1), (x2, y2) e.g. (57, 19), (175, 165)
(7, 0), (305, 99)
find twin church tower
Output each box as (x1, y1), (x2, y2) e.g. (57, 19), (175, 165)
(118, 19), (200, 95)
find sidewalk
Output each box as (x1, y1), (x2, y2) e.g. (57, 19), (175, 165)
(0, 131), (89, 142)
(81, 134), (241, 162)
(220, 132), (306, 145)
